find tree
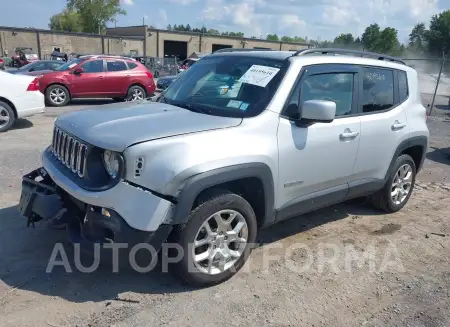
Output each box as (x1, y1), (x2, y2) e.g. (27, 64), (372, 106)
(49, 9), (82, 32)
(185, 24), (192, 31)
(427, 10), (450, 55)
(167, 24), (173, 30)
(377, 27), (400, 53)
(66, 0), (126, 34)
(207, 28), (220, 35)
(408, 22), (427, 50)
(266, 34), (279, 41)
(361, 24), (400, 54)
(361, 23), (381, 50)
(334, 33), (354, 45)
(281, 36), (306, 43)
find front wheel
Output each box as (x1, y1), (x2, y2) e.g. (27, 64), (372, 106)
(370, 154), (416, 213)
(171, 190), (257, 286)
(45, 85), (70, 107)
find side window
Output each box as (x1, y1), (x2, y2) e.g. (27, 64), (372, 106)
(106, 60), (128, 72)
(81, 60), (104, 73)
(398, 71), (408, 103)
(127, 62), (138, 69)
(362, 68), (394, 113)
(300, 73), (354, 117)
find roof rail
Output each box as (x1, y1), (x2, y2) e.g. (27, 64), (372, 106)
(291, 48), (406, 65)
(213, 48), (274, 53)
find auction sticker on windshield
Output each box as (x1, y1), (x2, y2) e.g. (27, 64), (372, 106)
(238, 65), (280, 87)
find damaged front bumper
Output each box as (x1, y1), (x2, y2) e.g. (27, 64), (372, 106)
(19, 168), (173, 255)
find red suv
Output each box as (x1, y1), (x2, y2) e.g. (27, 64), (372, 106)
(39, 55), (156, 107)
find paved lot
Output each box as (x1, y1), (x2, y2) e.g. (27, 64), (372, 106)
(0, 100), (449, 327)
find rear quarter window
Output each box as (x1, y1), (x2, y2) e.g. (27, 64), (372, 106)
(398, 71), (408, 103)
(127, 62), (138, 69)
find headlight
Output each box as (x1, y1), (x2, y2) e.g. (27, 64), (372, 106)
(103, 150), (121, 178)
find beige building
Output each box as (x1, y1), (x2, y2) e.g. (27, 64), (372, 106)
(0, 24), (311, 60)
(107, 26), (311, 59)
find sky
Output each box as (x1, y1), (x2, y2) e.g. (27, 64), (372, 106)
(0, 0), (447, 43)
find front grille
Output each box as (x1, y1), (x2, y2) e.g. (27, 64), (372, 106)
(51, 126), (87, 178)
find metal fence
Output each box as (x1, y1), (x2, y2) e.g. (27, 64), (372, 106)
(403, 55), (450, 115)
(135, 56), (178, 78)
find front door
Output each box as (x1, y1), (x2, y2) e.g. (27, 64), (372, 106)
(70, 59), (106, 97)
(276, 64), (361, 221)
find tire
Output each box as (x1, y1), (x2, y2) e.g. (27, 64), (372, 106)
(170, 190), (257, 286)
(126, 85), (146, 102)
(112, 97), (125, 102)
(45, 85), (70, 107)
(370, 154), (416, 213)
(0, 101), (15, 133)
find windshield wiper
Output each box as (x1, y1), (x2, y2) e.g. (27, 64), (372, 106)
(174, 102), (212, 115)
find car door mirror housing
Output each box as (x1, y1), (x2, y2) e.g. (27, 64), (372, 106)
(73, 67), (83, 74)
(301, 100), (336, 123)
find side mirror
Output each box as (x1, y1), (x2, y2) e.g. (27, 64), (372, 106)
(301, 100), (336, 123)
(73, 67), (83, 75)
(29, 68), (35, 72)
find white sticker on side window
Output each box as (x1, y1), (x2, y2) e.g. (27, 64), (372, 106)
(238, 65), (280, 87)
(227, 100), (242, 108)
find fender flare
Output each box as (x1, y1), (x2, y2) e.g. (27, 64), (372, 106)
(171, 163), (276, 227)
(384, 135), (428, 181)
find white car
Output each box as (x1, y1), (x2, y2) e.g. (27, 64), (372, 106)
(0, 71), (45, 132)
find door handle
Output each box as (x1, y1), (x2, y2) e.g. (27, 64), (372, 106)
(391, 121), (406, 131)
(97, 76), (105, 79)
(339, 128), (359, 141)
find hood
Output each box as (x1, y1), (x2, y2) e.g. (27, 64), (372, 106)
(159, 75), (178, 82)
(55, 102), (242, 152)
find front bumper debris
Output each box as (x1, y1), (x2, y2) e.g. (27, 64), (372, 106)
(19, 168), (173, 258)
(19, 168), (64, 227)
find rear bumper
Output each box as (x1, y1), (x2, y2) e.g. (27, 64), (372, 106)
(19, 168), (173, 255)
(13, 92), (45, 118)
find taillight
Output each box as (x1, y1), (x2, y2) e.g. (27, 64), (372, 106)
(26, 78), (40, 91)
(145, 71), (153, 79)
(0, 58), (3, 63)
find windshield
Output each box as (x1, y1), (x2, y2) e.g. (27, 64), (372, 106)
(55, 58), (85, 71)
(18, 62), (34, 70)
(161, 55), (288, 118)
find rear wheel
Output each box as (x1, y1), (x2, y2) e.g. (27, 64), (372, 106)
(45, 85), (70, 107)
(126, 85), (146, 102)
(170, 190), (257, 286)
(370, 154), (416, 213)
(0, 101), (15, 132)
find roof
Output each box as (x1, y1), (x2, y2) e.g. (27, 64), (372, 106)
(210, 49), (412, 71)
(211, 50), (294, 60)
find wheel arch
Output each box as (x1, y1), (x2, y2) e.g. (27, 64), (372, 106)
(0, 97), (18, 118)
(127, 83), (147, 96)
(385, 136), (428, 181)
(45, 83), (72, 99)
(172, 163), (276, 228)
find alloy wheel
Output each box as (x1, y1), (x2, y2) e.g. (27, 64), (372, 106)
(0, 106), (10, 128)
(131, 89), (144, 101)
(192, 209), (249, 275)
(391, 163), (413, 205)
(49, 88), (66, 105)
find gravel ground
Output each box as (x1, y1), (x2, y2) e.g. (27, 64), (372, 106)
(0, 100), (449, 327)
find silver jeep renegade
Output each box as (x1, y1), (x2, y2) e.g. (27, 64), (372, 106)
(19, 48), (429, 286)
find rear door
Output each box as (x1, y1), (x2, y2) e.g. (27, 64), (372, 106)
(105, 59), (130, 96)
(70, 59), (106, 97)
(352, 66), (410, 184)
